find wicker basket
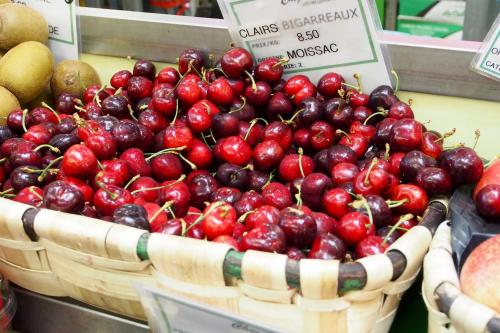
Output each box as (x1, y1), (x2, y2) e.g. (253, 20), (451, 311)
(0, 196), (448, 332)
(423, 222), (500, 333)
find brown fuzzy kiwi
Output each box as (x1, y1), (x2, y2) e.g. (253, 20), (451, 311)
(0, 86), (20, 125)
(0, 3), (48, 50)
(0, 41), (54, 105)
(50, 60), (101, 99)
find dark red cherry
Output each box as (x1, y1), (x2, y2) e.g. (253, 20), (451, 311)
(263, 121), (293, 150)
(188, 174), (219, 209)
(279, 207), (317, 249)
(475, 184), (500, 219)
(415, 167), (453, 196)
(244, 81), (271, 107)
(210, 187), (242, 205)
(266, 92), (294, 120)
(324, 98), (353, 130)
(312, 212), (337, 236)
(355, 236), (388, 259)
(286, 247), (306, 260)
(327, 144), (357, 169)
(244, 205), (280, 231)
(156, 67), (180, 86)
(368, 85), (398, 110)
(208, 77), (234, 106)
(112, 120), (142, 150)
(389, 101), (414, 120)
(241, 223), (286, 253)
(300, 173), (332, 210)
(254, 57), (285, 84)
(399, 150), (438, 182)
(220, 47), (253, 79)
(43, 180), (84, 213)
(317, 72), (344, 98)
(389, 119), (423, 152)
(331, 162), (360, 185)
(127, 76), (153, 102)
(440, 147), (483, 185)
(178, 48), (205, 75)
(308, 233), (346, 260)
(215, 163), (249, 190)
(133, 59), (156, 80)
(252, 140), (284, 172)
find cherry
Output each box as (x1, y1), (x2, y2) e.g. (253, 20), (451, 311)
(242, 205), (278, 231)
(128, 177), (160, 202)
(14, 186), (44, 207)
(7, 109), (24, 133)
(102, 159), (132, 184)
(440, 147), (483, 185)
(331, 162), (360, 185)
(65, 177), (94, 203)
(233, 190), (265, 216)
(263, 121), (293, 150)
(368, 85), (398, 110)
(9, 143), (43, 168)
(278, 150), (314, 182)
(159, 179), (191, 217)
(322, 188), (352, 220)
(312, 212), (337, 236)
(349, 121), (376, 141)
(355, 236), (388, 259)
(266, 92), (293, 120)
(186, 104), (212, 133)
(152, 84), (177, 117)
(43, 180), (84, 213)
(245, 81), (271, 107)
(178, 48), (205, 75)
(28, 107), (59, 126)
(120, 148), (151, 177)
(293, 128), (312, 151)
(113, 204), (150, 231)
(96, 115), (119, 132)
(310, 121), (334, 150)
(156, 67), (180, 86)
(388, 152), (405, 177)
(390, 214), (417, 233)
(415, 167), (453, 195)
(0, 126), (14, 145)
(337, 212), (375, 246)
(241, 223), (286, 253)
(111, 120), (142, 150)
(221, 47), (253, 79)
(300, 173), (332, 210)
(177, 81), (202, 107)
(210, 187), (242, 205)
(185, 139), (213, 169)
(127, 76), (153, 102)
(216, 163), (249, 190)
(101, 95), (129, 119)
(308, 233), (346, 260)
(391, 184), (429, 215)
(238, 120), (263, 147)
(254, 57), (286, 84)
(475, 184), (500, 219)
(261, 182), (292, 210)
(208, 77), (234, 106)
(133, 60), (156, 80)
(286, 247), (306, 260)
(10, 166), (43, 191)
(56, 93), (78, 114)
(163, 123), (194, 150)
(317, 72), (344, 98)
(324, 98), (354, 130)
(229, 97), (255, 121)
(347, 89), (370, 108)
(399, 150), (438, 182)
(420, 131), (443, 159)
(247, 170), (269, 192)
(188, 174), (219, 209)
(219, 136), (252, 166)
(389, 101), (414, 120)
(353, 164), (390, 196)
(200, 202), (236, 240)
(278, 207), (316, 248)
(142, 202), (169, 232)
(389, 119), (423, 152)
(373, 117), (397, 148)
(339, 132), (369, 159)
(352, 194), (391, 227)
(150, 153), (183, 181)
(83, 85), (114, 105)
(353, 106), (373, 123)
(211, 113), (239, 139)
(253, 140), (284, 172)
(84, 131), (116, 160)
(94, 184), (133, 216)
(376, 226), (400, 245)
(327, 145), (357, 169)
(61, 144), (97, 179)
(138, 109), (168, 133)
(110, 70), (132, 89)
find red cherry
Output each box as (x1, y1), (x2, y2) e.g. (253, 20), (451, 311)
(310, 121), (334, 151)
(201, 202), (237, 240)
(388, 101), (414, 120)
(244, 81), (271, 107)
(388, 152), (405, 177)
(278, 152), (314, 182)
(339, 133), (368, 158)
(177, 81), (201, 107)
(347, 90), (369, 108)
(213, 235), (240, 249)
(238, 121), (264, 147)
(14, 186), (44, 207)
(85, 131), (117, 160)
(225, 78), (246, 96)
(65, 177), (94, 203)
(322, 188), (352, 219)
(331, 162), (360, 185)
(143, 202), (169, 232)
(220, 47), (253, 79)
(156, 67), (180, 85)
(241, 223), (286, 253)
(185, 139), (213, 169)
(244, 205), (280, 231)
(129, 176), (160, 202)
(151, 84), (177, 117)
(293, 128), (312, 151)
(308, 233), (346, 260)
(28, 107), (59, 126)
(263, 121), (293, 150)
(284, 75), (310, 96)
(186, 103), (212, 133)
(353, 163), (390, 196)
(150, 154), (183, 181)
(254, 58), (285, 84)
(120, 148), (151, 177)
(208, 77), (234, 106)
(94, 185), (133, 216)
(262, 182), (292, 210)
(317, 72), (344, 98)
(160, 179), (191, 217)
(336, 212), (375, 246)
(355, 236), (388, 259)
(253, 140), (284, 172)
(23, 124), (55, 145)
(389, 119), (423, 152)
(475, 184), (500, 219)
(312, 212), (337, 236)
(163, 124), (193, 150)
(349, 121), (376, 141)
(61, 144), (98, 179)
(219, 136), (252, 166)
(127, 76), (153, 102)
(286, 247), (306, 260)
(110, 70), (132, 89)
(390, 184), (429, 216)
(294, 83), (317, 105)
(178, 48), (205, 75)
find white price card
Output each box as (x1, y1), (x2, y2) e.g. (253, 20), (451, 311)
(217, 0), (393, 92)
(471, 14), (500, 82)
(12, 0), (78, 63)
(135, 284), (284, 333)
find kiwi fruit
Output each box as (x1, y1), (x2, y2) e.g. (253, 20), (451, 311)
(0, 86), (19, 124)
(0, 41), (54, 105)
(0, 3), (48, 50)
(51, 60), (101, 99)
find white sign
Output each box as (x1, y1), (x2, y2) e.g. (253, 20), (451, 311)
(12, 0), (78, 63)
(217, 0), (393, 92)
(471, 14), (500, 82)
(135, 284), (283, 333)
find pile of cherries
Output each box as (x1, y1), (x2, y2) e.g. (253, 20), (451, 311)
(0, 47), (484, 260)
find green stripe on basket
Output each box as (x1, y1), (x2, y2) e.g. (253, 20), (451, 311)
(339, 278), (364, 293)
(137, 233), (151, 260)
(223, 250), (244, 279)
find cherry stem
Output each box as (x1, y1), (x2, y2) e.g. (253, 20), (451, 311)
(145, 146), (186, 162)
(34, 144), (60, 154)
(0, 157), (6, 164)
(384, 143), (390, 161)
(473, 129), (480, 150)
(0, 188), (14, 195)
(21, 109), (28, 132)
(127, 105), (138, 121)
(282, 108), (304, 125)
(171, 99), (180, 125)
(97, 181), (119, 200)
(114, 87), (123, 96)
(341, 82), (360, 92)
(298, 147), (305, 178)
(391, 70), (400, 94)
(364, 158), (378, 186)
(149, 200), (174, 224)
(182, 201), (226, 236)
(174, 152), (197, 170)
(124, 174), (141, 190)
(93, 85), (107, 108)
(336, 129), (352, 144)
(41, 102), (61, 123)
(294, 183), (303, 210)
(244, 118), (268, 141)
(434, 128), (456, 143)
(229, 97), (247, 114)
(96, 159), (104, 170)
(363, 110), (387, 125)
(272, 57), (289, 68)
(74, 105), (87, 113)
(263, 170), (275, 189)
(353, 73), (363, 93)
(383, 214), (413, 245)
(244, 70), (257, 92)
(386, 199), (408, 208)
(237, 210), (254, 224)
(29, 187), (43, 200)
(360, 197), (374, 226)
(37, 156), (63, 181)
(130, 174), (186, 195)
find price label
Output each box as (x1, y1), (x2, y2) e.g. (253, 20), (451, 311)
(12, 0), (78, 63)
(217, 0), (393, 92)
(135, 284), (283, 333)
(471, 14), (500, 82)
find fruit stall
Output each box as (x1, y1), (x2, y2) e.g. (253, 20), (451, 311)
(0, 2), (499, 333)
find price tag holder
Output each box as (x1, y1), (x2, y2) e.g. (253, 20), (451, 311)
(12, 0), (78, 63)
(217, 0), (393, 92)
(135, 284), (283, 333)
(471, 14), (500, 82)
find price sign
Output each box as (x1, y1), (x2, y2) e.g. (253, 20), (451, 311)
(12, 0), (78, 63)
(217, 0), (393, 92)
(471, 14), (500, 82)
(135, 284), (283, 333)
